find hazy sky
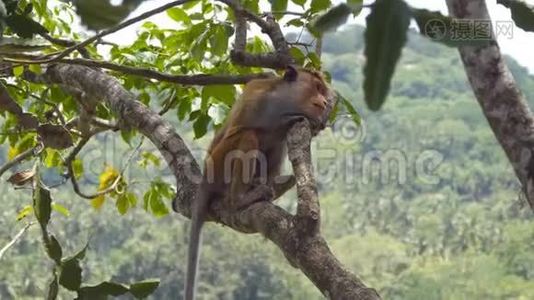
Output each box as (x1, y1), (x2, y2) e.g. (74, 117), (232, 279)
(107, 0), (534, 73)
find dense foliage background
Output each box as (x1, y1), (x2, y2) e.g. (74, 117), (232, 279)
(2, 22), (534, 299)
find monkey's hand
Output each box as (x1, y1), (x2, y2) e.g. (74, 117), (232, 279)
(282, 114), (325, 134)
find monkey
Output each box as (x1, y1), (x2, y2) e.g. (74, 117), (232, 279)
(183, 65), (331, 300)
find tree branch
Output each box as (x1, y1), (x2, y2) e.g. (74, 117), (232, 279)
(64, 135), (122, 200)
(1, 57), (274, 85)
(446, 0), (534, 209)
(0, 223), (33, 260)
(36, 64), (379, 299)
(287, 120), (321, 236)
(39, 32), (91, 58)
(0, 144), (42, 178)
(220, 0), (293, 68)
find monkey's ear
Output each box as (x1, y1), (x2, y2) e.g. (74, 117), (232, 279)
(283, 65), (298, 82)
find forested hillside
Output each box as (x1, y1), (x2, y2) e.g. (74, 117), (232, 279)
(2, 24), (534, 299)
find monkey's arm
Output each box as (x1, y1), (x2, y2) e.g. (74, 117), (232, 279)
(227, 130), (260, 209)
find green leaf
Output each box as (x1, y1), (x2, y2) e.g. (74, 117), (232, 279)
(287, 18), (304, 27)
(310, 4), (352, 34)
(5, 14), (48, 38)
(59, 258), (82, 291)
(183, 0), (200, 10)
(189, 23), (210, 60)
(45, 234), (63, 264)
(497, 0), (534, 32)
(177, 98), (192, 121)
(52, 203), (70, 217)
(78, 282), (129, 298)
(291, 0), (307, 7)
(71, 0), (140, 30)
(16, 205), (33, 221)
(307, 52), (321, 69)
(47, 274), (59, 300)
(149, 194), (169, 218)
(33, 183), (52, 227)
(328, 99), (339, 123)
(209, 25), (229, 56)
(28, 64), (42, 74)
(0, 1), (6, 17)
(271, 0), (288, 19)
(412, 9), (492, 47)
(129, 280), (160, 299)
(127, 192), (137, 207)
(311, 0), (331, 13)
(201, 85), (236, 106)
(139, 151), (161, 168)
(44, 149), (61, 168)
(120, 129), (136, 145)
(166, 7), (191, 25)
(289, 47), (306, 65)
(341, 96), (361, 125)
(363, 0), (411, 111)
(72, 159), (84, 180)
(193, 113), (211, 139)
(116, 193), (129, 215)
(13, 65), (24, 77)
(242, 0), (260, 13)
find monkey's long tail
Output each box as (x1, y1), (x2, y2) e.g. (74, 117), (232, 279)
(184, 189), (208, 300)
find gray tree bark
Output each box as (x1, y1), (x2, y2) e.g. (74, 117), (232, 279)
(446, 0), (534, 209)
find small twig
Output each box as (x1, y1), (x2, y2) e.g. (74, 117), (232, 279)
(270, 11), (306, 17)
(288, 41), (313, 47)
(39, 32), (91, 58)
(64, 136), (121, 199)
(91, 117), (120, 130)
(64, 134), (143, 200)
(0, 143), (43, 178)
(158, 94), (177, 116)
(0, 223), (33, 260)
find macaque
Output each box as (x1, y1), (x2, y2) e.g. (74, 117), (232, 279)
(184, 65), (331, 300)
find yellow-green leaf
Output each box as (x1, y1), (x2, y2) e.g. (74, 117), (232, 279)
(16, 205), (33, 221)
(52, 202), (70, 217)
(13, 65), (24, 77)
(91, 195), (105, 210)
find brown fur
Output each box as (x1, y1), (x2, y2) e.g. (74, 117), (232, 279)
(184, 66), (331, 300)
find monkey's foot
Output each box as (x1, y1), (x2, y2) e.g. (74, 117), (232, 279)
(235, 184), (274, 210)
(272, 175), (296, 200)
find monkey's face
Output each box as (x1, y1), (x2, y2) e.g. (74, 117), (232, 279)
(293, 70), (331, 122)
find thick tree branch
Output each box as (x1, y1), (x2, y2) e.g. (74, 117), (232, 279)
(287, 120), (321, 236)
(36, 64), (379, 299)
(446, 0), (534, 209)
